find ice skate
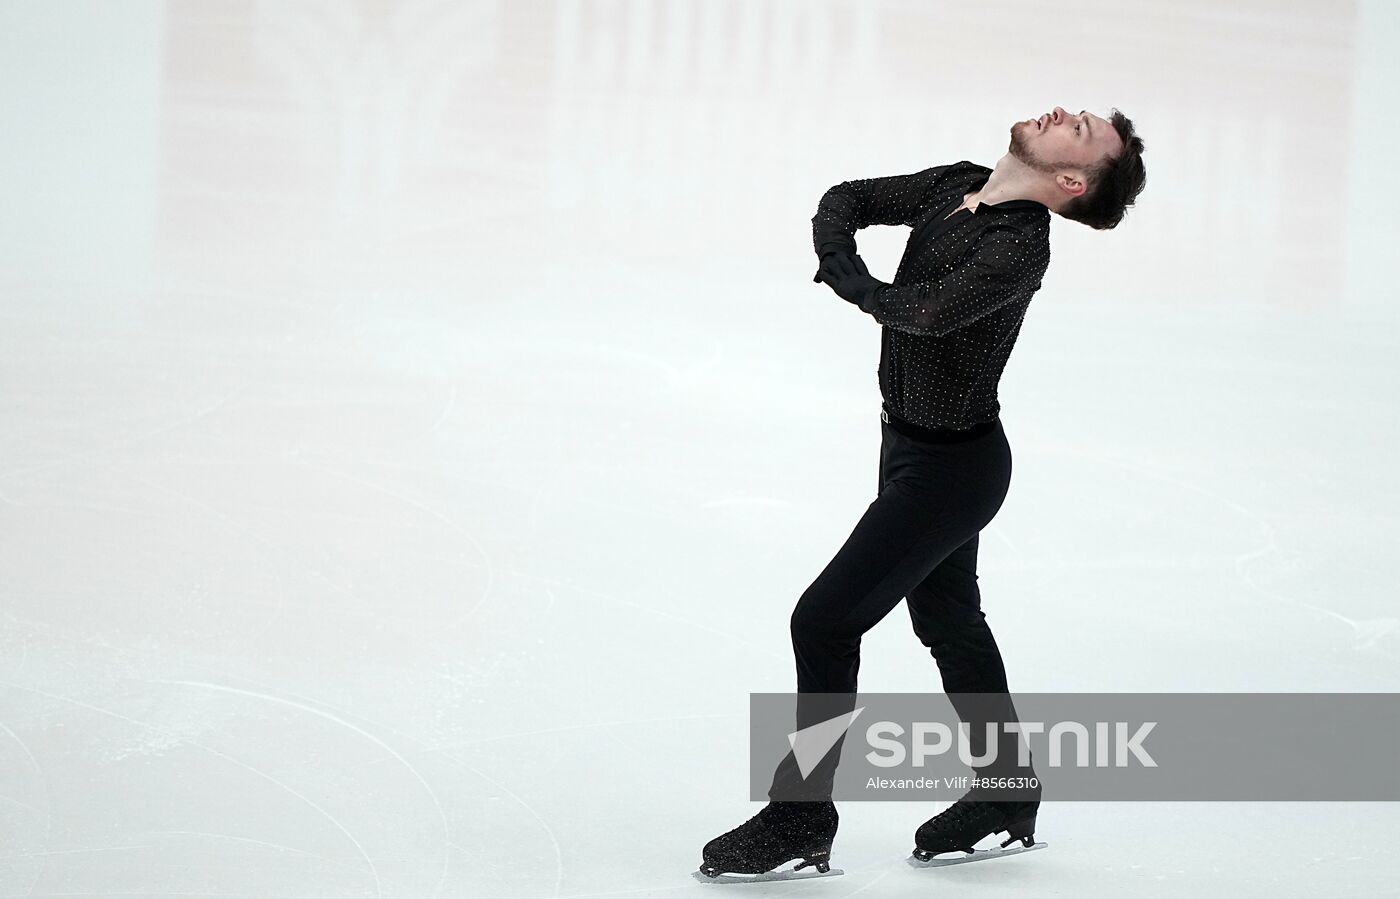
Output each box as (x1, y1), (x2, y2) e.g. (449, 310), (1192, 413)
(908, 792), (1047, 868)
(693, 800), (843, 884)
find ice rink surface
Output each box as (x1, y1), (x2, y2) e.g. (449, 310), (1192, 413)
(2, 0), (1399, 895)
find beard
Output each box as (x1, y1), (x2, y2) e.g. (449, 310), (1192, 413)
(1008, 121), (1066, 175)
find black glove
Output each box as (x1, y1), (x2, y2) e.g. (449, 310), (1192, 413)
(815, 251), (886, 309)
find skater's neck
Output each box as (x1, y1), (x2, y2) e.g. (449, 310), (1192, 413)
(966, 159), (1050, 211)
(971, 154), (1098, 213)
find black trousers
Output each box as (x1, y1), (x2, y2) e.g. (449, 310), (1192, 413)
(768, 408), (1033, 802)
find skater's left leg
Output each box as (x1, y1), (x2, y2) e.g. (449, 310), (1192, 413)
(906, 532), (1009, 693)
(906, 534), (1038, 795)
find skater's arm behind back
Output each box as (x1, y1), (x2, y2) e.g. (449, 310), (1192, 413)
(858, 224), (1050, 337)
(811, 164), (952, 260)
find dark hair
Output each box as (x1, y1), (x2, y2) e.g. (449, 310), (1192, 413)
(1058, 109), (1146, 230)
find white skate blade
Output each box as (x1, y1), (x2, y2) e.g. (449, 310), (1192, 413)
(907, 841), (1047, 868)
(693, 865), (845, 884)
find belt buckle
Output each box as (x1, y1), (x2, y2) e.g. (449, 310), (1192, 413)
(880, 407), (889, 424)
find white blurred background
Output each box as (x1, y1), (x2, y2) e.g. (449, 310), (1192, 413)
(1, 1), (1397, 895)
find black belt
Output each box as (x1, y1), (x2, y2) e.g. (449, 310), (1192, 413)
(881, 403), (998, 444)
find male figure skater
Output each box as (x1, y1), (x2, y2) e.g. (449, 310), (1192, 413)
(697, 106), (1147, 881)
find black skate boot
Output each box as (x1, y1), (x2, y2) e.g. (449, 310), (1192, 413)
(694, 800), (842, 883)
(909, 790), (1046, 867)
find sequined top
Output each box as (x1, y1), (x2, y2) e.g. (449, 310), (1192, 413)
(812, 160), (1052, 430)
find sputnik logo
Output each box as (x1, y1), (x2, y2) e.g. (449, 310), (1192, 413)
(788, 707), (866, 778)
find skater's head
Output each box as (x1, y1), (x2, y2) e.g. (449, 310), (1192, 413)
(1006, 107), (1146, 230)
